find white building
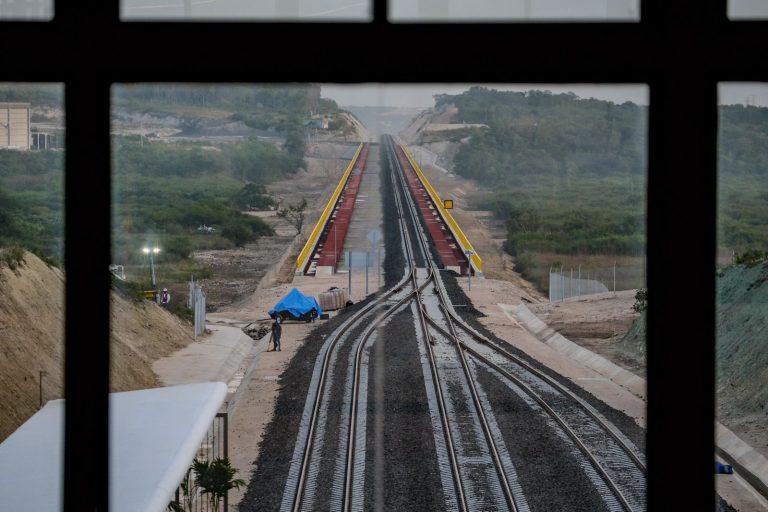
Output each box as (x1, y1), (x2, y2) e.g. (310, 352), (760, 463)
(0, 102), (31, 151)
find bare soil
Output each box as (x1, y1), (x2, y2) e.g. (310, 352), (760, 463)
(526, 291), (646, 378)
(0, 251), (195, 442)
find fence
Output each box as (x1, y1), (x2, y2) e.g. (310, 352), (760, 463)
(172, 413), (229, 512)
(549, 263), (645, 302)
(189, 278), (207, 337)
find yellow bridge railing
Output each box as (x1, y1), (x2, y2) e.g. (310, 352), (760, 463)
(401, 145), (483, 274)
(295, 143), (364, 275)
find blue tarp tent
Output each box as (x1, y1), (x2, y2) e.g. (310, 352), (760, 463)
(269, 287), (323, 321)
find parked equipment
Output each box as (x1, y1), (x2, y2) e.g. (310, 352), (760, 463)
(318, 287), (349, 311)
(269, 287), (323, 323)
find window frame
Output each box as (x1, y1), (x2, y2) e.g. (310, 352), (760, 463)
(1, 0), (759, 509)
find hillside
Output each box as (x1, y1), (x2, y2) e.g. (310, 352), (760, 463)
(0, 251), (195, 442)
(717, 262), (768, 422)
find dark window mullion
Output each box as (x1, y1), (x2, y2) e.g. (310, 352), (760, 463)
(54, 0), (118, 24)
(647, 77), (718, 510)
(642, 1), (720, 509)
(64, 78), (112, 512)
(373, 0), (387, 23)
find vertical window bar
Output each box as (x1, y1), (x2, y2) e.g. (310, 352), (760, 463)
(373, 0), (387, 24)
(64, 78), (111, 511)
(647, 78), (717, 510)
(54, 0), (119, 23)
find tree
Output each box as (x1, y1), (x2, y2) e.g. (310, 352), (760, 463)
(221, 221), (255, 248)
(192, 457), (245, 512)
(277, 198), (308, 236)
(284, 129), (305, 157)
(233, 183), (274, 210)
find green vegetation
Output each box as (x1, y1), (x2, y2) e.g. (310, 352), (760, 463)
(113, 84), (341, 168)
(168, 457), (244, 512)
(633, 288), (648, 313)
(734, 249), (768, 267)
(0, 150), (64, 263)
(0, 84), (62, 105)
(111, 143), (276, 264)
(434, 87), (768, 293)
(438, 87), (646, 261)
(0, 245), (26, 271)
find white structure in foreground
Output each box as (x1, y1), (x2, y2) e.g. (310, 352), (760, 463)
(0, 381), (227, 512)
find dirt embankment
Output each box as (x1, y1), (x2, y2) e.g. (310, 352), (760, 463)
(0, 251), (195, 442)
(716, 262), (768, 455)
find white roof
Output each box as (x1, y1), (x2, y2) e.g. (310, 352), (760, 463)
(0, 382), (227, 512)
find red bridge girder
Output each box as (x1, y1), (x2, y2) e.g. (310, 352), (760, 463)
(312, 143), (370, 270)
(395, 144), (469, 274)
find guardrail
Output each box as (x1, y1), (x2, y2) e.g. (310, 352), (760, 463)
(295, 143), (363, 275)
(401, 145), (483, 274)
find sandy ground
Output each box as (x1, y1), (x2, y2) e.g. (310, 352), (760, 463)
(527, 290), (645, 376)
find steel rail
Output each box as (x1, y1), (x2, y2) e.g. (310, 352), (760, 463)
(337, 136), (442, 511)
(438, 302), (520, 512)
(449, 317), (647, 473)
(385, 135), (469, 512)
(290, 267), (415, 512)
(343, 287), (417, 511)
(461, 342), (635, 512)
(391, 134), (519, 510)
(423, 314), (637, 512)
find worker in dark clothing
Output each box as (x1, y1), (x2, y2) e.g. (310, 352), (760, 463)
(160, 288), (171, 307)
(269, 316), (282, 351)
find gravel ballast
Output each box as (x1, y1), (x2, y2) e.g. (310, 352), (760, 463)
(364, 307), (446, 511)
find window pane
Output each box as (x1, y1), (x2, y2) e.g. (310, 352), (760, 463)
(716, 83), (768, 511)
(0, 0), (52, 20)
(728, 0), (768, 19)
(110, 83), (651, 510)
(120, 0), (370, 21)
(390, 0), (639, 21)
(0, 83), (64, 507)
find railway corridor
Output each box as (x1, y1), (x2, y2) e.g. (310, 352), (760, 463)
(247, 135), (646, 512)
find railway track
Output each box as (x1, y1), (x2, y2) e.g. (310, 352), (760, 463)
(279, 134), (646, 512)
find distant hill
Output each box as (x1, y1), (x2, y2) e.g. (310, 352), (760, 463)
(342, 106), (426, 140)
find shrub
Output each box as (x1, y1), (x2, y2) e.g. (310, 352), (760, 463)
(165, 236), (193, 261)
(734, 249), (768, 267)
(633, 288), (648, 313)
(221, 221), (255, 248)
(0, 245), (26, 270)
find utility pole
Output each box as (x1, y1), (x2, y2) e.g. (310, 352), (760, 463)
(346, 251), (352, 299)
(39, 370), (46, 409)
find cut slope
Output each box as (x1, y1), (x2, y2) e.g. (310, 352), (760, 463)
(717, 262), (768, 418)
(0, 251), (194, 442)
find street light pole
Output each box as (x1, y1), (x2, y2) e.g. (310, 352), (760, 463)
(143, 246), (160, 288)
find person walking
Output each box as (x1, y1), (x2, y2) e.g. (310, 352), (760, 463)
(160, 288), (171, 307)
(269, 316), (282, 351)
